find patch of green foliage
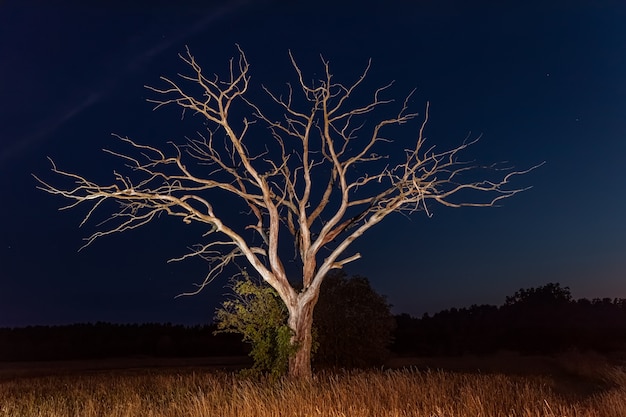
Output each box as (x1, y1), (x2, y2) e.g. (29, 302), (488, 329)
(214, 272), (299, 378)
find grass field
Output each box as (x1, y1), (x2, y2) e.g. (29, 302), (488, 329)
(1, 352), (625, 417)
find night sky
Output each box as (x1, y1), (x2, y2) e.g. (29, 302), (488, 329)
(1, 1), (625, 328)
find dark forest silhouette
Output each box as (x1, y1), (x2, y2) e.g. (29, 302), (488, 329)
(394, 283), (626, 356)
(2, 283), (625, 363)
(0, 323), (247, 361)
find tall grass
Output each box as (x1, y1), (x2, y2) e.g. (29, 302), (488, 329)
(1, 366), (625, 417)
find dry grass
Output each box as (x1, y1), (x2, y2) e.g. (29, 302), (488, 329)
(1, 354), (625, 417)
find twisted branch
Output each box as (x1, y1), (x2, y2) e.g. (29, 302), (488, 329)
(36, 46), (538, 310)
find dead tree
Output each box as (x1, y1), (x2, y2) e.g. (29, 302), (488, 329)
(36, 46), (537, 379)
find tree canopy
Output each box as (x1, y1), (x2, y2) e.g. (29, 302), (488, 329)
(314, 271), (395, 368)
(36, 46), (536, 378)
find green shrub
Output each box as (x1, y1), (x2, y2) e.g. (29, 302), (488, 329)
(214, 272), (298, 378)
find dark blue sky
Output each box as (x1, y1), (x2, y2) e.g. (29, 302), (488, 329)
(1, 1), (625, 327)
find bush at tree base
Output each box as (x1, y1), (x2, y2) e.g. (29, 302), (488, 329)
(214, 270), (395, 375)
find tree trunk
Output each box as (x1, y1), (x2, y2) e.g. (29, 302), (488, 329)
(287, 299), (315, 379)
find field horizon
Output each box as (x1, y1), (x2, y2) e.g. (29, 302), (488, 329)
(2, 350), (626, 416)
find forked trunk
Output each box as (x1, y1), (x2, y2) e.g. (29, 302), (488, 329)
(287, 299), (315, 379)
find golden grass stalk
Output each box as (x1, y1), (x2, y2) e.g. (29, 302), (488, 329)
(1, 367), (625, 417)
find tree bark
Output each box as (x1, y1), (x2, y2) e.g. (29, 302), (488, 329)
(287, 298), (316, 379)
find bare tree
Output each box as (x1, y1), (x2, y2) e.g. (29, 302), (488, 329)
(36, 46), (536, 379)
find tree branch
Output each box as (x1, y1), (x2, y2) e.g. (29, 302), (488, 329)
(37, 46), (538, 319)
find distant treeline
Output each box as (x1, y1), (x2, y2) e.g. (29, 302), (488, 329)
(0, 323), (248, 361)
(393, 283), (626, 356)
(2, 283), (626, 362)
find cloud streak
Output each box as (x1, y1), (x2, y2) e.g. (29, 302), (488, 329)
(0, 1), (247, 166)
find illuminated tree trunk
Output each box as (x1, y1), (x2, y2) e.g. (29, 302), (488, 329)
(287, 298), (316, 379)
